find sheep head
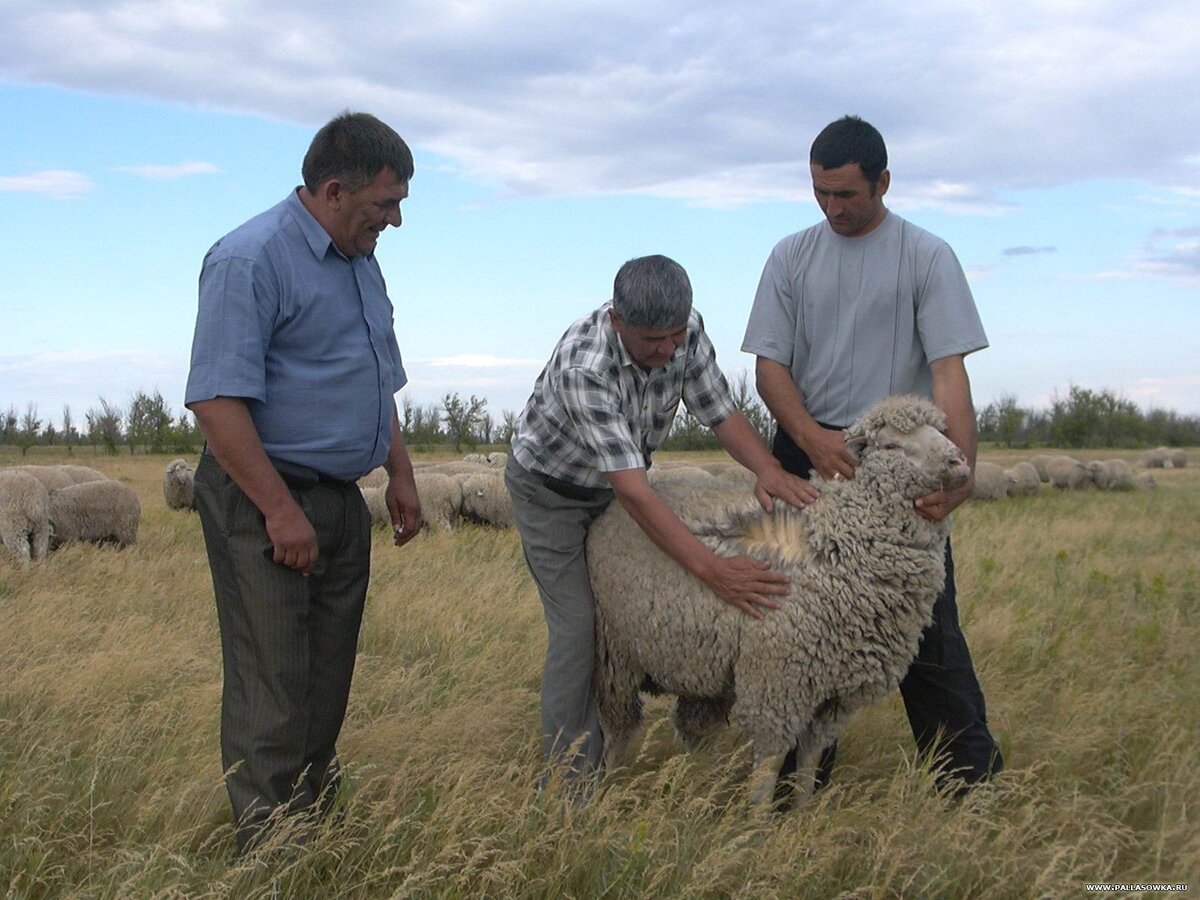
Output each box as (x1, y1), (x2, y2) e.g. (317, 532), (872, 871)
(844, 396), (969, 498)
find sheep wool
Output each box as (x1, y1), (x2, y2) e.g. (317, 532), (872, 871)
(48, 479), (140, 548)
(1045, 455), (1092, 489)
(1088, 459), (1135, 491)
(14, 464), (107, 493)
(414, 471), (463, 531)
(1006, 461), (1041, 496)
(970, 461), (1008, 500)
(457, 472), (513, 528)
(0, 469), (51, 566)
(587, 394), (969, 805)
(162, 459), (196, 510)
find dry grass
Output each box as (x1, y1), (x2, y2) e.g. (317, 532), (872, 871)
(1, 446), (1197, 898)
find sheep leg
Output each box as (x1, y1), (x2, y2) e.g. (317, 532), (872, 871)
(787, 741), (827, 802)
(746, 750), (788, 808)
(601, 721), (646, 773)
(672, 695), (733, 750)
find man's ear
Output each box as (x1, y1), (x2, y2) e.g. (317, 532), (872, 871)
(321, 178), (346, 208)
(845, 433), (868, 461)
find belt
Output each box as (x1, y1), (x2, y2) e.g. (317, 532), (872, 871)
(200, 447), (355, 491)
(535, 470), (613, 502)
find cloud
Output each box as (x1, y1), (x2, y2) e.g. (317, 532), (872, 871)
(0, 169), (95, 199)
(114, 160), (221, 180)
(2, 1), (1198, 205)
(1003, 246), (1057, 256)
(1095, 226), (1200, 286)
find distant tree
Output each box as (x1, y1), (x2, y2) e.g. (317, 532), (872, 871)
(86, 397), (124, 455)
(977, 393), (1029, 447)
(61, 404), (80, 455)
(41, 422), (58, 446)
(16, 403), (42, 457)
(400, 396), (442, 446)
(126, 389), (174, 454)
(498, 409), (519, 446)
(441, 392), (487, 452)
(1, 405), (18, 444)
(663, 406), (718, 451)
(479, 412), (495, 445)
(730, 370), (773, 443)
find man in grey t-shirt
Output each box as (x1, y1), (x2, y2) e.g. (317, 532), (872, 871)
(742, 115), (1003, 796)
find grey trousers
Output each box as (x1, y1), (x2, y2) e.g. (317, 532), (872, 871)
(194, 451), (371, 849)
(505, 455), (615, 778)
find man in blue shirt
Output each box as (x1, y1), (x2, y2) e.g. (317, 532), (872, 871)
(185, 111), (422, 853)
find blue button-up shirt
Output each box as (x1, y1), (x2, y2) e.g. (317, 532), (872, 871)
(185, 190), (407, 481)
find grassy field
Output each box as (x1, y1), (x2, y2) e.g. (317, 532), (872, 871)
(1, 446), (1197, 898)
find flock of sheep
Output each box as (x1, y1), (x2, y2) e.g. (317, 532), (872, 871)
(0, 464), (141, 565)
(970, 447), (1187, 501)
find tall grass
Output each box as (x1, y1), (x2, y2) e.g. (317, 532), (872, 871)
(1, 448), (1197, 897)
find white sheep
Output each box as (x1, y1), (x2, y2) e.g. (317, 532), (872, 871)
(48, 479), (140, 549)
(970, 461), (1008, 500)
(646, 465), (715, 486)
(462, 453), (488, 465)
(414, 471), (463, 531)
(428, 461), (492, 477)
(587, 395), (970, 805)
(0, 469), (51, 566)
(457, 472), (514, 528)
(1140, 448), (1168, 469)
(1027, 455), (1055, 483)
(486, 451), (508, 469)
(1045, 455), (1092, 489)
(162, 458), (196, 510)
(1005, 461), (1041, 497)
(1165, 448), (1188, 469)
(13, 464), (107, 492)
(1087, 459), (1135, 491)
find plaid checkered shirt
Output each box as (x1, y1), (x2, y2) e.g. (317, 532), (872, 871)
(510, 302), (739, 488)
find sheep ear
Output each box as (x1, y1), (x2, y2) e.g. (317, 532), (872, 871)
(845, 433), (868, 461)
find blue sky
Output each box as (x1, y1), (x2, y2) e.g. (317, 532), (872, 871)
(2, 0), (1198, 428)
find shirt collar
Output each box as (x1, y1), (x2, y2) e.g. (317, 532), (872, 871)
(286, 188), (348, 262)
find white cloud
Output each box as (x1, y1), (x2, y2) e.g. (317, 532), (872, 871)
(2, 1), (1198, 205)
(115, 160), (220, 179)
(0, 169), (95, 199)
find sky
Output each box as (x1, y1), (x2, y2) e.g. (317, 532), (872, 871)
(1, 0), (1198, 431)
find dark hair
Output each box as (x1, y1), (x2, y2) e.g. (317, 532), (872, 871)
(810, 115), (888, 186)
(301, 111), (414, 193)
(612, 255), (692, 329)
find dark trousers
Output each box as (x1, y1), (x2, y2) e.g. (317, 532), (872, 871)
(772, 428), (1003, 788)
(194, 451), (371, 849)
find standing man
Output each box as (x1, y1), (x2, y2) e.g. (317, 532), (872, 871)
(742, 115), (1003, 794)
(185, 111), (423, 852)
(507, 254), (818, 786)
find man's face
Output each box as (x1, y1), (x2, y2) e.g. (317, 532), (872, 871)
(810, 162), (889, 237)
(610, 311), (688, 370)
(330, 167), (409, 257)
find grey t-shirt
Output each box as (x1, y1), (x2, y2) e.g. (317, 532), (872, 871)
(741, 212), (987, 427)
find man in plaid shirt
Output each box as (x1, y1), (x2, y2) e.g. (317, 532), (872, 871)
(506, 254), (817, 785)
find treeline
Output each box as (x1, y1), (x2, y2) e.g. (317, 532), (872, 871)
(4, 382), (1195, 458)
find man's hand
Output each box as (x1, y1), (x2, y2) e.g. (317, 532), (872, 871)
(699, 555), (788, 620)
(914, 479), (972, 522)
(265, 500), (318, 575)
(386, 476), (423, 547)
(753, 466), (820, 513)
(803, 425), (859, 481)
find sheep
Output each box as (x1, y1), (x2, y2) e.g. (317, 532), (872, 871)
(1165, 448), (1188, 469)
(457, 472), (514, 528)
(586, 394), (970, 806)
(162, 458), (196, 510)
(428, 461), (492, 477)
(414, 471), (463, 531)
(358, 467), (390, 489)
(1027, 454), (1055, 483)
(1140, 448), (1168, 469)
(970, 461), (1008, 500)
(462, 453), (488, 465)
(13, 464), (108, 492)
(1136, 472), (1157, 490)
(48, 479), (140, 549)
(646, 465), (714, 486)
(1087, 459), (1135, 491)
(1005, 461), (1041, 497)
(486, 452), (508, 469)
(713, 465), (759, 486)
(1045, 455), (1092, 489)
(0, 469), (51, 567)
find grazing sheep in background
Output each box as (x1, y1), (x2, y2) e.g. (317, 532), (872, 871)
(414, 471), (463, 531)
(647, 465), (714, 486)
(486, 452), (508, 468)
(1027, 454), (1055, 483)
(0, 469), (51, 567)
(429, 461), (492, 477)
(457, 472), (514, 527)
(1140, 448), (1168, 469)
(48, 480), (140, 549)
(970, 461), (1009, 500)
(13, 464), (108, 492)
(1165, 448), (1188, 469)
(162, 459), (196, 510)
(1005, 462), (1041, 497)
(360, 486), (390, 528)
(1045, 455), (1092, 489)
(462, 453), (488, 464)
(1136, 472), (1157, 490)
(1088, 459), (1135, 491)
(587, 395), (970, 806)
(358, 467), (390, 489)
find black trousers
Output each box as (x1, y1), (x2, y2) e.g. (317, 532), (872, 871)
(194, 451), (371, 849)
(773, 428), (1003, 788)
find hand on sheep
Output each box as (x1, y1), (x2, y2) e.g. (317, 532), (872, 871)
(700, 555), (788, 620)
(914, 479), (972, 522)
(753, 467), (820, 513)
(803, 425), (860, 482)
(266, 502), (319, 575)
